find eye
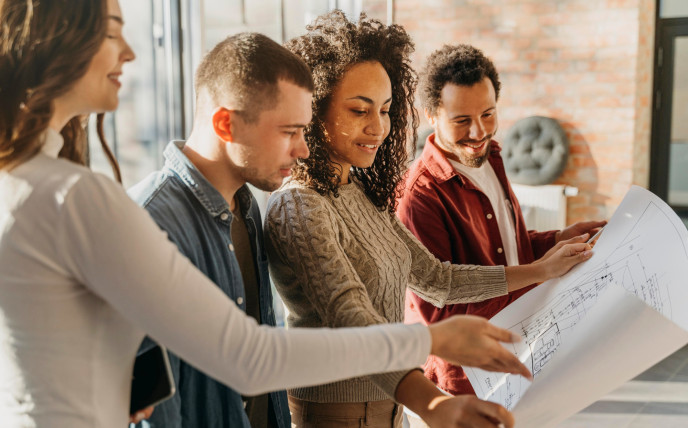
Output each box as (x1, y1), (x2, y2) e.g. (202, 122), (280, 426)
(381, 110), (390, 116)
(454, 119), (469, 125)
(351, 109), (366, 116)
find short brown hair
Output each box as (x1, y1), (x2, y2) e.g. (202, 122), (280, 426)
(419, 44), (501, 117)
(194, 32), (314, 123)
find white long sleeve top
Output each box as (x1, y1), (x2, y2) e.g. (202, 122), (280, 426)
(0, 129), (431, 428)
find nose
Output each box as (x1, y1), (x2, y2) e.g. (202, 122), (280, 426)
(293, 132), (310, 159)
(468, 118), (487, 141)
(121, 37), (136, 63)
(365, 113), (386, 137)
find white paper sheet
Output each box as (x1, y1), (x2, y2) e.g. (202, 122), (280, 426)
(464, 186), (688, 427)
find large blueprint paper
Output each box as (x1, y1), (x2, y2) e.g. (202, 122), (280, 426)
(464, 186), (688, 426)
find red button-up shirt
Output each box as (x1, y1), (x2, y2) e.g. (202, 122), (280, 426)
(398, 134), (557, 395)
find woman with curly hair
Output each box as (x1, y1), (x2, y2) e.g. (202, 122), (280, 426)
(265, 11), (593, 428)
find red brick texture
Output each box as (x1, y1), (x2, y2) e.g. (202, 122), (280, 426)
(364, 0), (655, 223)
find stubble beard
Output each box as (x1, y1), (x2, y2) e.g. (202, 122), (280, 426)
(436, 127), (491, 168)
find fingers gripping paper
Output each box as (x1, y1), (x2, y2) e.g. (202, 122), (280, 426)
(465, 186), (688, 427)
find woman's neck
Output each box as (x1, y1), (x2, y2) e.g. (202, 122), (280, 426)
(338, 168), (350, 186)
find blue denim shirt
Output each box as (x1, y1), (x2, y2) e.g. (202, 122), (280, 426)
(128, 141), (290, 428)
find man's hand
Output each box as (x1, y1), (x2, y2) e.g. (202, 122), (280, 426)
(423, 395), (514, 428)
(555, 220), (607, 243)
(428, 315), (531, 379)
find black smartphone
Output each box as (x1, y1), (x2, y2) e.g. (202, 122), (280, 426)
(129, 344), (176, 415)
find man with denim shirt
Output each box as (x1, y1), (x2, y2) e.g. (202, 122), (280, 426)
(128, 33), (313, 428)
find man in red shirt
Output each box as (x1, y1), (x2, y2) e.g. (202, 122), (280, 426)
(398, 44), (605, 398)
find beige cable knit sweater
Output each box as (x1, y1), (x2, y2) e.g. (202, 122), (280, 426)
(265, 179), (508, 403)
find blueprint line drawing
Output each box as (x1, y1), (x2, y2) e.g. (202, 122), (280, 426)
(465, 186), (688, 412)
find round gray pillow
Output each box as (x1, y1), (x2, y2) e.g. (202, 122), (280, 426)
(502, 116), (569, 185)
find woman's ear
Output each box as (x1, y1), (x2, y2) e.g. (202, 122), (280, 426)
(211, 107), (234, 142)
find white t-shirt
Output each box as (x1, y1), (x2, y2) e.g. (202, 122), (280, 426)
(0, 129), (430, 428)
(449, 159), (520, 266)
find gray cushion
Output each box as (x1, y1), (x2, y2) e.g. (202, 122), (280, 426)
(502, 116), (569, 185)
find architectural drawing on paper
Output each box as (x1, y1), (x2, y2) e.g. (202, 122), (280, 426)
(467, 196), (686, 409)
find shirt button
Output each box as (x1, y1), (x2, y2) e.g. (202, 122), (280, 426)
(486, 213), (493, 220)
(220, 212), (229, 221)
(237, 297), (244, 305)
(228, 243), (235, 251)
(497, 247), (503, 254)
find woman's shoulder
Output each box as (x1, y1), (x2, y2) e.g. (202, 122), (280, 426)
(268, 180), (328, 206)
(266, 180), (336, 227)
(11, 154), (124, 206)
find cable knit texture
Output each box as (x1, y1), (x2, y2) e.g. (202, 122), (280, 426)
(265, 179), (508, 403)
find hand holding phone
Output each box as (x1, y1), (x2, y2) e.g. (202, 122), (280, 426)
(130, 344), (176, 416)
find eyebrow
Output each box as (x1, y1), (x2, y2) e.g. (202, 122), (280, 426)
(108, 15), (124, 24)
(346, 96), (393, 105)
(279, 124), (307, 129)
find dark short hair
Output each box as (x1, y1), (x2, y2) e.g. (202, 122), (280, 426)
(194, 32), (314, 122)
(419, 44), (501, 117)
(286, 11), (419, 213)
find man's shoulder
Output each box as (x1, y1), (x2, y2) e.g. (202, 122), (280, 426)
(128, 170), (197, 221)
(128, 169), (177, 206)
(403, 157), (445, 197)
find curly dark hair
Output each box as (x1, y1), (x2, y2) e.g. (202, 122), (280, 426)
(285, 10), (419, 213)
(419, 44), (501, 117)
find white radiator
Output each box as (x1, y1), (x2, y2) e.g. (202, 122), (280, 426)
(511, 184), (577, 231)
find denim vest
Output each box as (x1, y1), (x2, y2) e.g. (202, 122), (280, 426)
(128, 141), (289, 428)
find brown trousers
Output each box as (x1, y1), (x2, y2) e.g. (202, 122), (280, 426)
(289, 396), (402, 428)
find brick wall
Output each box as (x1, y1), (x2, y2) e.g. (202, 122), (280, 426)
(368, 0), (655, 223)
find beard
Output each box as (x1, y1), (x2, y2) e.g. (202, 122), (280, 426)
(435, 126), (492, 168)
(240, 165), (291, 192)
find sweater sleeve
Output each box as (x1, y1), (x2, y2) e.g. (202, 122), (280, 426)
(392, 215), (508, 307)
(265, 188), (414, 399)
(54, 173), (431, 396)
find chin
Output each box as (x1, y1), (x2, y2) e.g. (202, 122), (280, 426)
(353, 158), (377, 169)
(96, 99), (120, 113)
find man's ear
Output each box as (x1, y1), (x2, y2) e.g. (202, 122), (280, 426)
(424, 108), (437, 127)
(211, 107), (235, 142)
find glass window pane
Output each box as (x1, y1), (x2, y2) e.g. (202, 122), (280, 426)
(660, 0), (688, 18)
(667, 37), (688, 205)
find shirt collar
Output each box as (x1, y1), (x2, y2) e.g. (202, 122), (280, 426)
(41, 128), (65, 158)
(162, 140), (253, 218)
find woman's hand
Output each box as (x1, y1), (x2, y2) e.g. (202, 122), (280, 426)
(129, 406), (154, 424)
(505, 236), (593, 292)
(428, 315), (531, 379)
(535, 236), (593, 278)
(534, 234), (590, 265)
(423, 395), (514, 428)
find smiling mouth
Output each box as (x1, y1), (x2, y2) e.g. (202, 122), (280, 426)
(357, 143), (380, 149)
(107, 73), (122, 87)
(459, 139), (489, 150)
